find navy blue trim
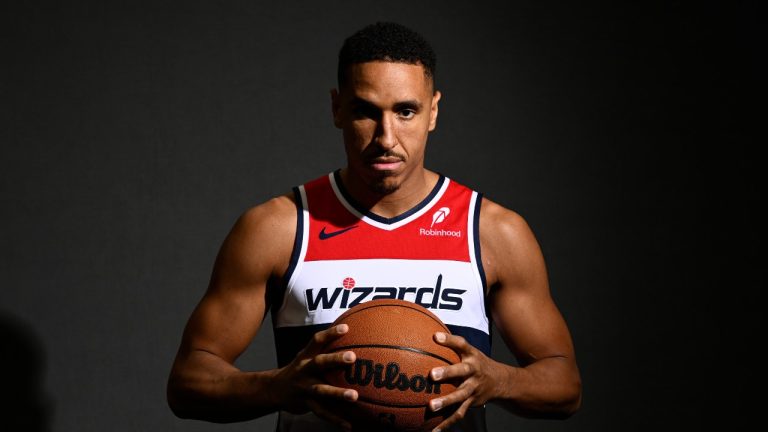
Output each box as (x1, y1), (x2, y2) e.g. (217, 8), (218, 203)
(446, 324), (491, 357)
(282, 187), (303, 290)
(333, 169), (446, 225)
(274, 324), (330, 367)
(473, 193), (488, 295)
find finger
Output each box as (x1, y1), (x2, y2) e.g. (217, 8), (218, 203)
(300, 324), (350, 356)
(309, 383), (359, 402)
(433, 332), (472, 353)
(307, 399), (353, 432)
(432, 397), (473, 432)
(429, 382), (474, 412)
(313, 350), (356, 370)
(431, 361), (474, 382)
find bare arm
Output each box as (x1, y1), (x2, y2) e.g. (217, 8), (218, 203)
(167, 195), (358, 425)
(428, 198), (581, 429)
(481, 198), (581, 416)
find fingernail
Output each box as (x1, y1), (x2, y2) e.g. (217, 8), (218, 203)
(344, 389), (357, 401)
(434, 429), (441, 432)
(431, 399), (443, 411)
(337, 324), (349, 333)
(343, 351), (355, 362)
(435, 332), (446, 342)
(431, 368), (443, 380)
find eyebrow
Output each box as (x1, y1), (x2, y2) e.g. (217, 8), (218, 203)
(350, 97), (423, 112)
(394, 100), (423, 111)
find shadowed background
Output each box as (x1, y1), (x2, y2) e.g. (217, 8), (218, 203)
(1, 1), (758, 431)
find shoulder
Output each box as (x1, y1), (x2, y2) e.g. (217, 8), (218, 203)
(218, 193), (298, 277)
(478, 197), (546, 289)
(237, 193), (297, 233)
(444, 178), (537, 255)
(478, 197), (534, 245)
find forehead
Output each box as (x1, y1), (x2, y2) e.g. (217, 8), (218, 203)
(340, 61), (433, 101)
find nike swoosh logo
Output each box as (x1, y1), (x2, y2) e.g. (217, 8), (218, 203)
(319, 225), (359, 240)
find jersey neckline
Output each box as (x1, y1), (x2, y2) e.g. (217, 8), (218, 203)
(330, 169), (448, 230)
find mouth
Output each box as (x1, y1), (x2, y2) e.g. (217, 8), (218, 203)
(368, 157), (403, 172)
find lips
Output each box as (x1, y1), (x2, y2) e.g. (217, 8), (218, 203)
(369, 157), (403, 171)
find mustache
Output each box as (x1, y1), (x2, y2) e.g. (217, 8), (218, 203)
(363, 150), (406, 163)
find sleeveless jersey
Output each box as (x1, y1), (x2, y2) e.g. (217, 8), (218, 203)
(272, 171), (490, 432)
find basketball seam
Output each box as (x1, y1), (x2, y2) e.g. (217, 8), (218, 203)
(328, 344), (456, 365)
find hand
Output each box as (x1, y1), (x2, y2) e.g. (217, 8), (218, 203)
(428, 332), (503, 431)
(273, 324), (358, 430)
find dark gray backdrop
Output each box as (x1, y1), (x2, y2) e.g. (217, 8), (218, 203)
(2, 1), (758, 431)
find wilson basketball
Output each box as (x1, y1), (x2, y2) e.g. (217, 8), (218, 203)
(324, 299), (460, 431)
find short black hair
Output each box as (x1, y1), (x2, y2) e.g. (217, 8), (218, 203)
(337, 22), (436, 88)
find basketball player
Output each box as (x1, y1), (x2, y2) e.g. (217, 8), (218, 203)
(168, 22), (581, 432)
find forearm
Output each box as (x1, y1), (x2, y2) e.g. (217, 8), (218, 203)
(167, 349), (282, 422)
(493, 356), (581, 418)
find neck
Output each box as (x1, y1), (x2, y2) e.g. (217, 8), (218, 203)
(339, 168), (439, 219)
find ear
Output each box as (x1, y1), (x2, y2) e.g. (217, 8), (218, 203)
(428, 90), (441, 132)
(331, 88), (342, 128)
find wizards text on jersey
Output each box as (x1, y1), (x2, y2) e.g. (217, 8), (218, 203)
(305, 274), (466, 312)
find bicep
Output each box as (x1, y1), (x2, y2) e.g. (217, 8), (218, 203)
(482, 202), (575, 366)
(490, 285), (575, 367)
(181, 280), (268, 364)
(178, 198), (295, 363)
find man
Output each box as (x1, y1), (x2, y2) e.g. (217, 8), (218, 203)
(167, 22), (581, 432)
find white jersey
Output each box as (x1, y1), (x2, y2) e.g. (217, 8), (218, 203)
(271, 171), (490, 432)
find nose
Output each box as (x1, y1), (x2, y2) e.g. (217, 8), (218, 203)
(374, 113), (397, 150)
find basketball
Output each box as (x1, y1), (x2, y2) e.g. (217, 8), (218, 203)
(324, 299), (460, 431)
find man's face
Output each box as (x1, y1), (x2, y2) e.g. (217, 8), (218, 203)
(332, 61), (441, 195)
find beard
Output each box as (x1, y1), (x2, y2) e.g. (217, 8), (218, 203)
(369, 176), (401, 195)
(361, 150), (407, 195)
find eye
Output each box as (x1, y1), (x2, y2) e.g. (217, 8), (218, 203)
(398, 109), (416, 120)
(352, 105), (379, 120)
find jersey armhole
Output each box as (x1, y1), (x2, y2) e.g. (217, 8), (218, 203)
(272, 187), (305, 317)
(472, 193), (489, 295)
